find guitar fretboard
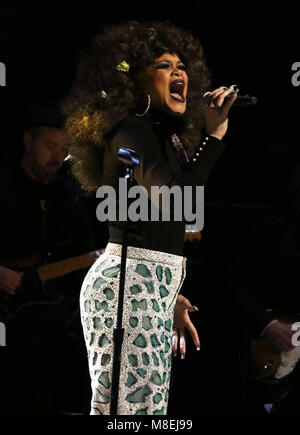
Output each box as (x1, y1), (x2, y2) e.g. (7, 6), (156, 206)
(37, 251), (98, 281)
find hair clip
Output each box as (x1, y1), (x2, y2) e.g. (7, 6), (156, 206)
(80, 115), (89, 127)
(116, 61), (130, 73)
(100, 90), (108, 98)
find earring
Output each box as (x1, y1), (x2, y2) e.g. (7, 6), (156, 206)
(136, 94), (151, 117)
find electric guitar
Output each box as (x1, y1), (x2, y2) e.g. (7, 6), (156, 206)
(0, 248), (104, 322)
(250, 312), (300, 383)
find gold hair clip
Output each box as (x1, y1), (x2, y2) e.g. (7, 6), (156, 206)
(80, 115), (89, 127)
(116, 60), (130, 73)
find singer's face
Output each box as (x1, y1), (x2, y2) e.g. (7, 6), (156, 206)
(141, 53), (188, 117)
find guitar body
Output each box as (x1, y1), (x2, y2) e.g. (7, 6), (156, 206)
(250, 338), (282, 380)
(0, 251), (46, 322)
(0, 249), (102, 322)
(250, 313), (300, 383)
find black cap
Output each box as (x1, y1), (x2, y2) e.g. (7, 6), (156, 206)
(23, 100), (65, 130)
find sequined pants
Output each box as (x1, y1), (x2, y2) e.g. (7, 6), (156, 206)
(80, 243), (186, 415)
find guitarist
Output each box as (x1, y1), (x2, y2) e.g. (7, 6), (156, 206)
(0, 101), (98, 414)
(228, 164), (300, 352)
(226, 160), (300, 412)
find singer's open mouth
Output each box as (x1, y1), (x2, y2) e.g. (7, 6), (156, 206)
(169, 79), (186, 103)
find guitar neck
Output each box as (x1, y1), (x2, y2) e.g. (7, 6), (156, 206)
(37, 251), (98, 281)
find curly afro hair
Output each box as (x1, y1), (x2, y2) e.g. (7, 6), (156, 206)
(62, 20), (211, 192)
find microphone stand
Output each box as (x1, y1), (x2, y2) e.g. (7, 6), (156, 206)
(110, 148), (139, 415)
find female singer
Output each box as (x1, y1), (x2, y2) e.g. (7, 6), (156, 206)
(62, 20), (236, 415)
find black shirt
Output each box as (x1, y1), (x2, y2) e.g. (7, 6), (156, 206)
(102, 112), (225, 256)
(0, 164), (93, 260)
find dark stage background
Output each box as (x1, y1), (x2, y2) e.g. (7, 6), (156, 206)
(0, 1), (299, 416)
(1, 3), (299, 204)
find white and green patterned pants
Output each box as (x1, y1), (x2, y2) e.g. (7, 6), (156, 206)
(80, 243), (186, 415)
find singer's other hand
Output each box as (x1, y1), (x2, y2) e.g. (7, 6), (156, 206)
(202, 86), (237, 140)
(172, 295), (200, 359)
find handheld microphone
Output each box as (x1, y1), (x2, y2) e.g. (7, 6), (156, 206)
(203, 87), (258, 107)
(226, 94), (258, 107)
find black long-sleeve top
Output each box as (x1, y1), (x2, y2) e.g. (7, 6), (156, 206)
(102, 111), (225, 256)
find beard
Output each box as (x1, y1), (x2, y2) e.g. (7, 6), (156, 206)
(31, 161), (61, 184)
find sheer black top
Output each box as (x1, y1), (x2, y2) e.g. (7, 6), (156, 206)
(102, 111), (225, 256)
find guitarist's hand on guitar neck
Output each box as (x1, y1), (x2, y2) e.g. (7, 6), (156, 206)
(262, 320), (296, 353)
(251, 314), (300, 382)
(0, 265), (23, 295)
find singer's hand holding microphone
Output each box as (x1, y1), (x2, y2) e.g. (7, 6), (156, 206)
(202, 85), (239, 141)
